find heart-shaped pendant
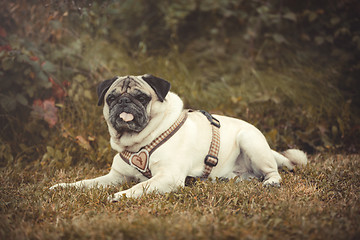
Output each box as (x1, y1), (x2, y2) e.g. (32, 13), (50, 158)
(130, 149), (149, 172)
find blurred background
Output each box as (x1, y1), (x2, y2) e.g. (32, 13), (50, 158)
(0, 0), (359, 170)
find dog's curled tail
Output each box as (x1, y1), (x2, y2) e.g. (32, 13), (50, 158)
(272, 149), (308, 170)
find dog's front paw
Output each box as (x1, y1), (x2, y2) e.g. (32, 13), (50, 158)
(108, 192), (127, 202)
(49, 183), (70, 190)
(263, 179), (281, 188)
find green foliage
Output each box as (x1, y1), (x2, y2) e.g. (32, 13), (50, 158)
(0, 1), (112, 168)
(0, 43), (52, 112)
(78, 0), (360, 58)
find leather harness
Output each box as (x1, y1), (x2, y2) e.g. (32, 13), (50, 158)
(119, 110), (221, 180)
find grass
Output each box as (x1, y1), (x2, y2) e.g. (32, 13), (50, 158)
(1, 154), (359, 240)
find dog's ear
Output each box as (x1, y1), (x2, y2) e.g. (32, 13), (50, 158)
(142, 74), (171, 102)
(97, 76), (118, 106)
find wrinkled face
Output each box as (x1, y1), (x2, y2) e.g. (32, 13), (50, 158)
(104, 76), (153, 133)
(97, 74), (171, 135)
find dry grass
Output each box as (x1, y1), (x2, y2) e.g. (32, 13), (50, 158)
(0, 154), (359, 240)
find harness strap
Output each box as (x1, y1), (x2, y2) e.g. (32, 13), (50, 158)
(120, 110), (188, 178)
(200, 111), (221, 179)
(119, 110), (221, 180)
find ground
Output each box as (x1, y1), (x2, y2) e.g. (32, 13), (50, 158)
(0, 154), (359, 240)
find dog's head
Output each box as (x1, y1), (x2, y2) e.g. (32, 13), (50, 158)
(97, 74), (171, 133)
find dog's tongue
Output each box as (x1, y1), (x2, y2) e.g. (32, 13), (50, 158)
(119, 112), (134, 122)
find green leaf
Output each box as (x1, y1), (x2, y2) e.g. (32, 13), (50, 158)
(55, 149), (62, 160)
(315, 36), (324, 45)
(283, 12), (297, 22)
(26, 86), (36, 98)
(37, 71), (51, 88)
(46, 146), (55, 156)
(16, 93), (28, 106)
(308, 12), (317, 22)
(0, 95), (17, 111)
(29, 60), (41, 73)
(19, 143), (28, 151)
(41, 129), (49, 138)
(50, 20), (62, 29)
(256, 5), (269, 14)
(42, 61), (56, 73)
(325, 35), (334, 43)
(330, 17), (340, 25)
(273, 33), (288, 44)
(83, 90), (92, 100)
(2, 57), (14, 71)
(16, 54), (31, 64)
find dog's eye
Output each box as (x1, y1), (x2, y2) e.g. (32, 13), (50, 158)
(138, 96), (145, 102)
(107, 95), (116, 103)
(137, 94), (150, 104)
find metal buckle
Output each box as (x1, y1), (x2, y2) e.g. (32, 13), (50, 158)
(204, 154), (218, 167)
(210, 117), (221, 128)
(199, 110), (221, 128)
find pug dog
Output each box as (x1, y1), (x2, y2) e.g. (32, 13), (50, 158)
(50, 74), (307, 201)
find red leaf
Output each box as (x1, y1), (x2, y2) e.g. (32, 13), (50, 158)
(53, 85), (66, 100)
(75, 136), (91, 150)
(33, 99), (43, 107)
(31, 99), (45, 119)
(0, 27), (7, 37)
(0, 45), (12, 52)
(48, 77), (55, 84)
(49, 77), (67, 100)
(30, 56), (39, 61)
(62, 80), (70, 88)
(31, 98), (58, 128)
(43, 99), (58, 128)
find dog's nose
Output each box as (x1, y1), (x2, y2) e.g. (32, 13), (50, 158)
(118, 97), (131, 105)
